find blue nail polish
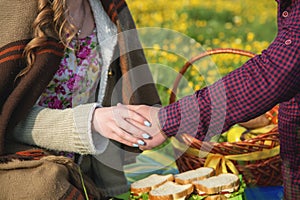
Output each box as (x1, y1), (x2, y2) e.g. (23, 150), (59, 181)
(142, 133), (151, 139)
(137, 140), (145, 145)
(144, 120), (152, 127)
(132, 144), (139, 147)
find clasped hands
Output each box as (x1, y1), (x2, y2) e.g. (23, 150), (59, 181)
(92, 103), (167, 150)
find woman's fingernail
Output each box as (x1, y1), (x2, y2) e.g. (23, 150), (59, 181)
(137, 140), (145, 146)
(144, 120), (152, 127)
(133, 144), (139, 147)
(142, 133), (151, 139)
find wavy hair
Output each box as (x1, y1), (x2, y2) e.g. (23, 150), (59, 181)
(18, 0), (77, 78)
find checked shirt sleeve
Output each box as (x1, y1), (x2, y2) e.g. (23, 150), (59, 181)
(158, 2), (300, 140)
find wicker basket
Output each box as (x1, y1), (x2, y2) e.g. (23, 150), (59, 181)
(170, 48), (282, 186)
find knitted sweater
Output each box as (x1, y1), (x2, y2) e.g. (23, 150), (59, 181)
(0, 0), (161, 156)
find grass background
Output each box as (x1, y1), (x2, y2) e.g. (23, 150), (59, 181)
(126, 0), (277, 105)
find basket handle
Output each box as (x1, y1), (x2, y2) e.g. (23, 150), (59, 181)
(169, 48), (256, 104)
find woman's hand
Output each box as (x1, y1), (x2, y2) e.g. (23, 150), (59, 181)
(117, 104), (168, 150)
(92, 104), (152, 147)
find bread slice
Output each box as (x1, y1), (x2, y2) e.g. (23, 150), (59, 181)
(130, 174), (174, 195)
(205, 194), (227, 200)
(193, 173), (240, 195)
(148, 181), (194, 200)
(174, 167), (215, 184)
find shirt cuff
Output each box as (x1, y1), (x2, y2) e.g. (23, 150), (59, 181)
(73, 103), (109, 155)
(158, 101), (181, 137)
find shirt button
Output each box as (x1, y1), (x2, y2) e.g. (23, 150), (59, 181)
(108, 68), (114, 76)
(285, 39), (292, 45)
(282, 11), (288, 18)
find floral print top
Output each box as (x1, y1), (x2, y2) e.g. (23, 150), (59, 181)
(38, 29), (102, 109)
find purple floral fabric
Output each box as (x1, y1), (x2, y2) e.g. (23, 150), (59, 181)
(38, 29), (102, 109)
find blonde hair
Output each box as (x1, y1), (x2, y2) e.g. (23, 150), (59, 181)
(19, 0), (77, 77)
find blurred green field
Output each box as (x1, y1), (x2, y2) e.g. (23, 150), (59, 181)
(126, 0), (277, 105)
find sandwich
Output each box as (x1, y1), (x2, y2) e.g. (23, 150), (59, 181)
(148, 181), (194, 200)
(130, 174), (174, 199)
(130, 167), (214, 199)
(130, 170), (245, 200)
(174, 167), (215, 185)
(190, 173), (241, 200)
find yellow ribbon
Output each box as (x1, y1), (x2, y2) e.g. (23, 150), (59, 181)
(171, 137), (280, 175)
(204, 154), (239, 175)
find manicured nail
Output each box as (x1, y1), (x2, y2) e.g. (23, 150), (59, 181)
(132, 144), (139, 147)
(142, 133), (151, 139)
(137, 140), (145, 146)
(144, 120), (152, 127)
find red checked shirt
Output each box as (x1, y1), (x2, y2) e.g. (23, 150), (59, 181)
(158, 0), (299, 199)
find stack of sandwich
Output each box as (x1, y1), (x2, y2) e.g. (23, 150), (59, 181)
(130, 167), (245, 200)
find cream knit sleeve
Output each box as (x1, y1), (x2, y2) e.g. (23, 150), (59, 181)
(13, 103), (109, 155)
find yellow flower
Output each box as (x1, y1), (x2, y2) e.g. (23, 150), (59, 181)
(225, 22), (233, 29)
(196, 20), (207, 27)
(233, 16), (242, 26)
(152, 44), (161, 51)
(194, 84), (201, 91)
(247, 32), (255, 42)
